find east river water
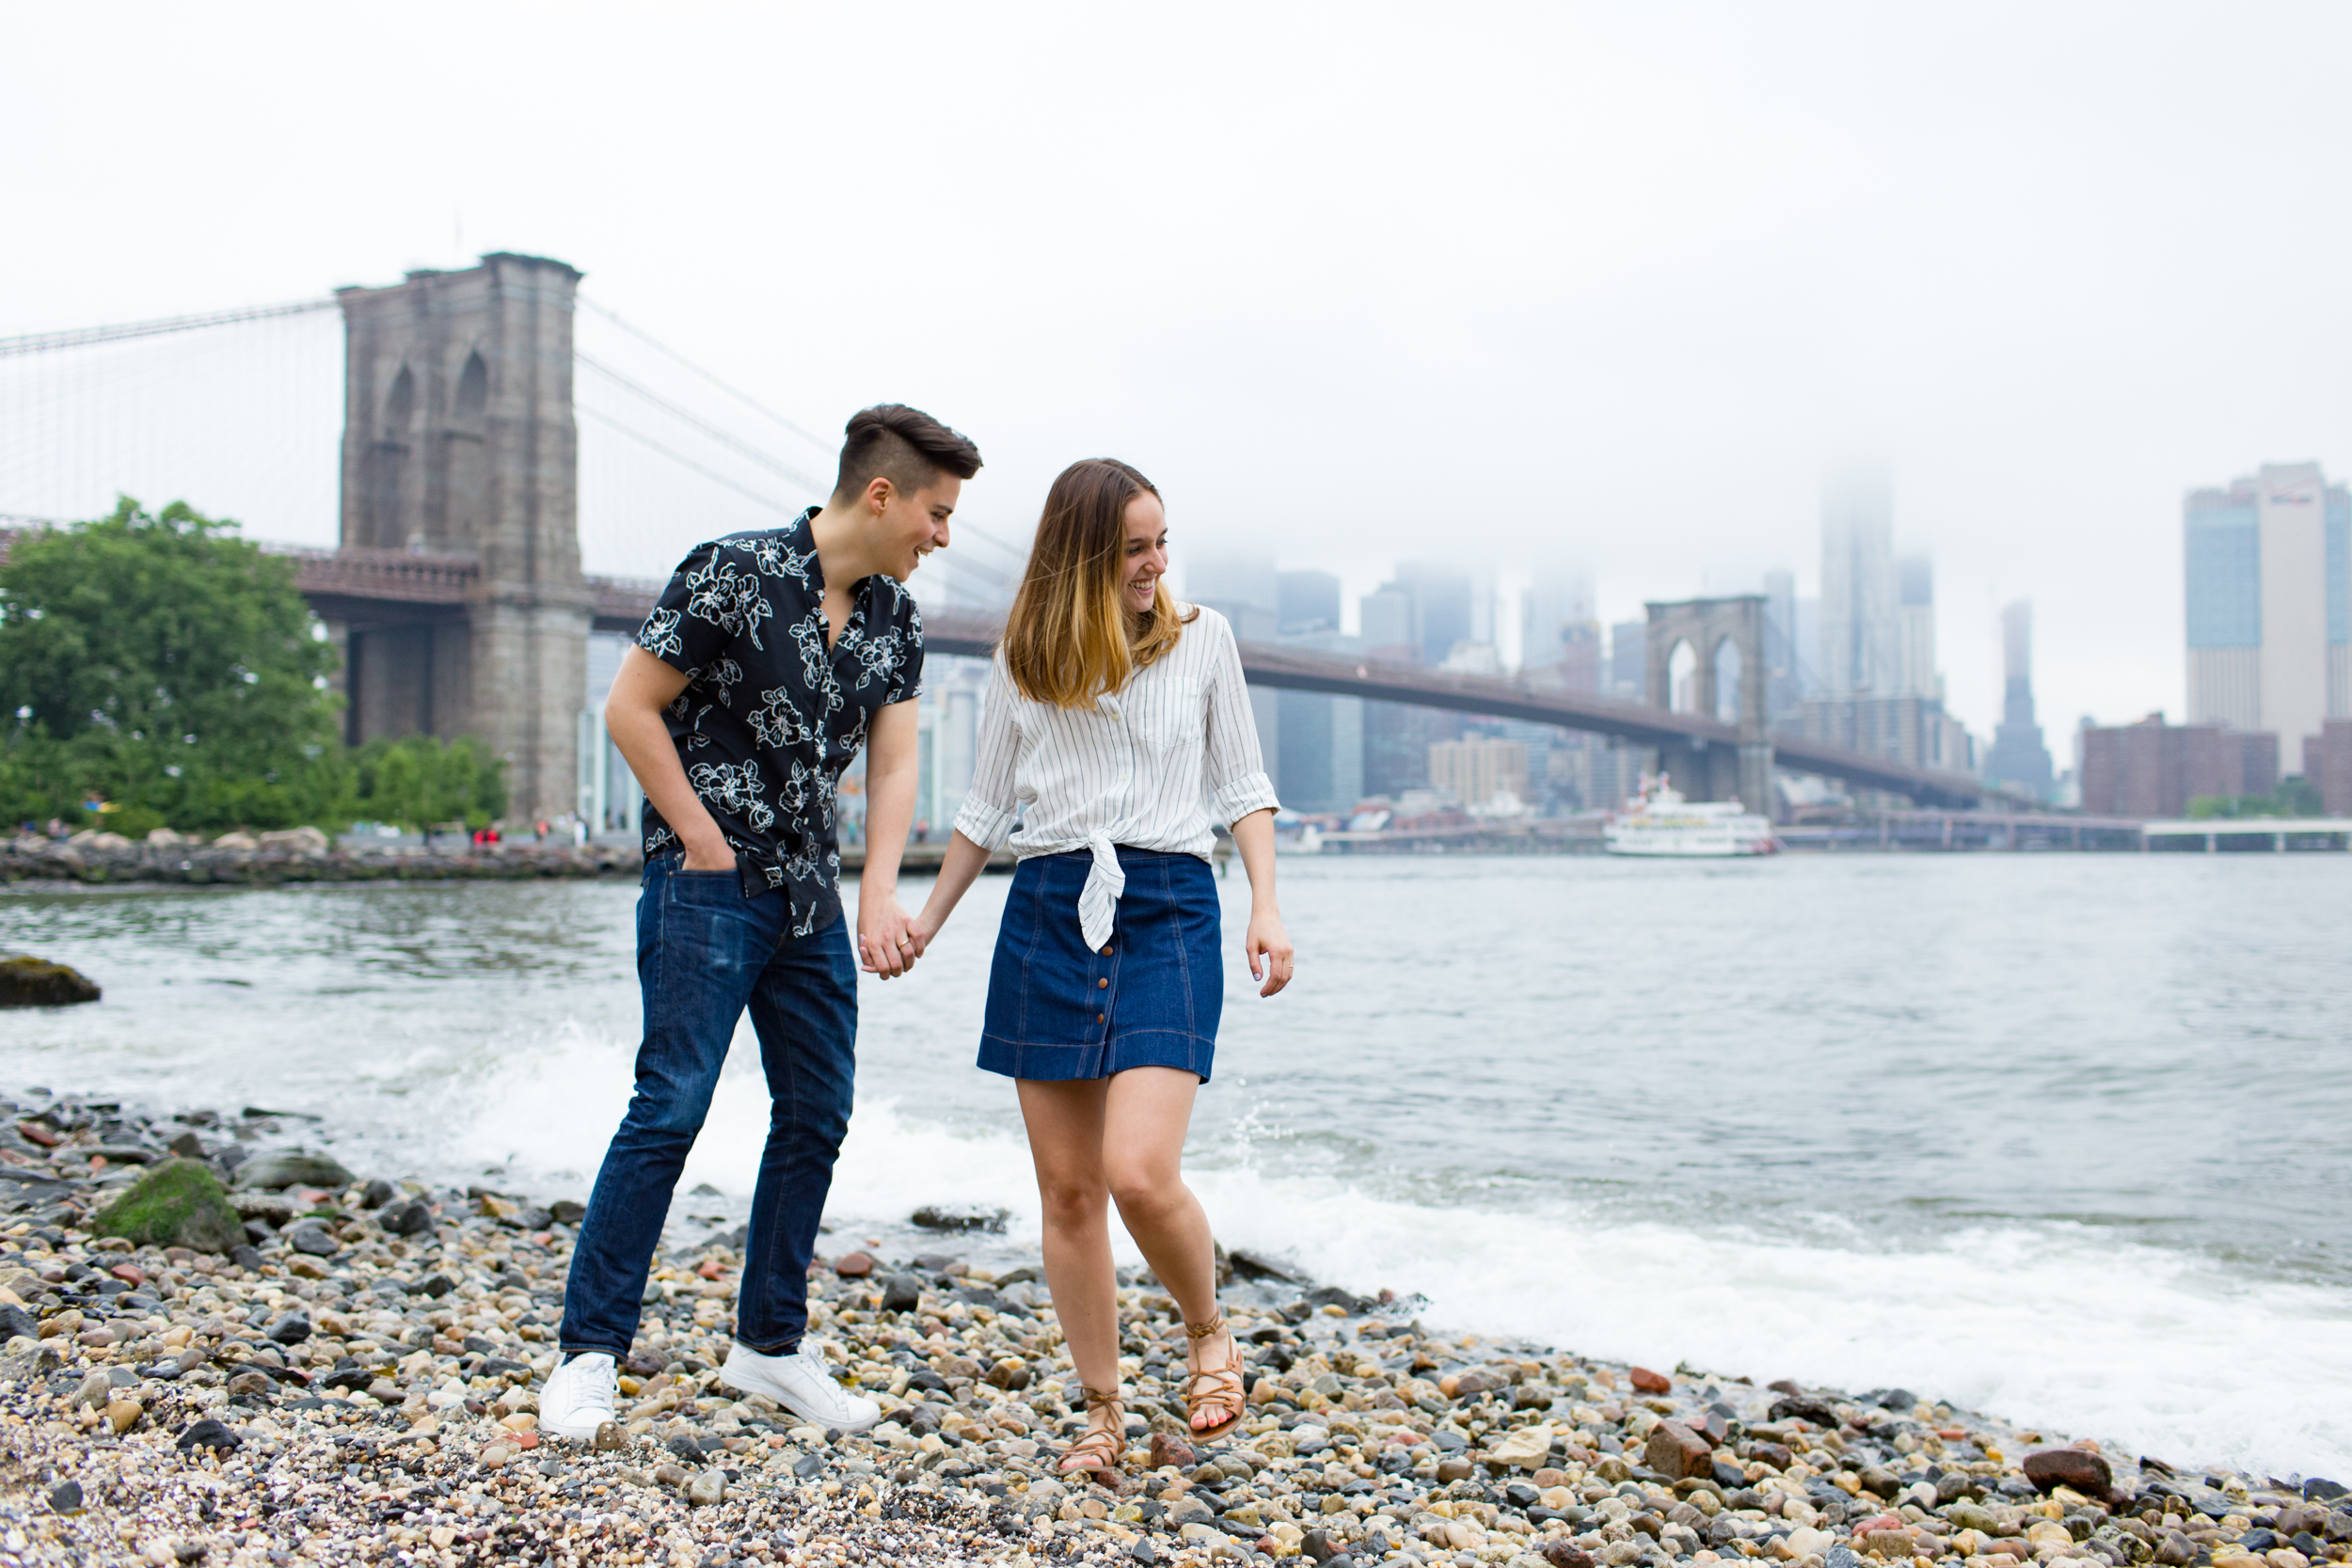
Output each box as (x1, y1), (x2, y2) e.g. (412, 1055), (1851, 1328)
(4, 853), (2348, 1481)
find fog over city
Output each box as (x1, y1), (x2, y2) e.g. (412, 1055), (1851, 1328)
(9, 2), (2352, 738)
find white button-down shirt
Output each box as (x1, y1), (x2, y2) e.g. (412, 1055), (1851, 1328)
(952, 606), (1279, 949)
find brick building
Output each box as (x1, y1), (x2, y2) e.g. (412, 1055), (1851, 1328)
(2077, 717), (2279, 817)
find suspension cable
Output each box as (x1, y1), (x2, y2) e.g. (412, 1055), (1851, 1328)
(575, 294), (834, 454)
(578, 353), (831, 496)
(0, 297), (339, 358)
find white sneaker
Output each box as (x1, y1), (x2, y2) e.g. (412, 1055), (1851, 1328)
(538, 1352), (617, 1440)
(721, 1341), (881, 1433)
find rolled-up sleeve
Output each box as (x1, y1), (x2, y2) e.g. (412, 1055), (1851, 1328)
(1203, 614), (1279, 824)
(951, 655), (1024, 851)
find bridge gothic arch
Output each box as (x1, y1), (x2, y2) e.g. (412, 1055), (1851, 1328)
(1645, 594), (1773, 813)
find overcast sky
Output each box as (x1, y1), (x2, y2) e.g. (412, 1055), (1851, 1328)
(9, 2), (2352, 739)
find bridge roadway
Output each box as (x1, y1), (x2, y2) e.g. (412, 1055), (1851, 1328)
(280, 549), (1995, 807)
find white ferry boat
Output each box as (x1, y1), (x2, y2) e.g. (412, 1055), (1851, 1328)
(1603, 774), (1778, 857)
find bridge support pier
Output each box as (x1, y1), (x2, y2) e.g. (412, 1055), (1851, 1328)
(1645, 594), (1775, 816)
(334, 253), (588, 823)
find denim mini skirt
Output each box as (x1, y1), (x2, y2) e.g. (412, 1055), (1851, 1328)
(978, 847), (1223, 1083)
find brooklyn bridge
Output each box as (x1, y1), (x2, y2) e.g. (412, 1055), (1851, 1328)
(1, 252), (2007, 822)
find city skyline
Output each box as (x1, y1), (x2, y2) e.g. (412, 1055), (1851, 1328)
(14, 7), (2352, 756)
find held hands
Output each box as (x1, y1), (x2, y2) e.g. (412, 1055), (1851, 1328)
(858, 895), (926, 980)
(1245, 908), (1295, 997)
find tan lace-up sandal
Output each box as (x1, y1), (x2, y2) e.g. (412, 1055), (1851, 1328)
(1059, 1385), (1127, 1480)
(1184, 1313), (1246, 1441)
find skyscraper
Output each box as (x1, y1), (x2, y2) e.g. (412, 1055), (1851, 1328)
(1894, 554), (1938, 699)
(1984, 601), (2054, 800)
(1520, 563), (1595, 672)
(2184, 463), (2352, 775)
(1820, 469), (1901, 698)
(1387, 561), (1474, 667)
(1277, 570), (1341, 636)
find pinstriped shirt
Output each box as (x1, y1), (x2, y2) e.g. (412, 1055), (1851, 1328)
(952, 605), (1279, 948)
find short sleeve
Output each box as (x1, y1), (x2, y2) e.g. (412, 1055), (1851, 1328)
(1203, 612), (1279, 823)
(636, 542), (732, 678)
(882, 595), (926, 706)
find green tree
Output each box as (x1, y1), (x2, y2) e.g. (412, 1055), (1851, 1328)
(0, 499), (347, 832)
(350, 735), (506, 832)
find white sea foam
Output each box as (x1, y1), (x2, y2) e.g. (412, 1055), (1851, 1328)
(14, 911), (2347, 1487)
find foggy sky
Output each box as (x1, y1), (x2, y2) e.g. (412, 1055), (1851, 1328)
(9, 3), (2352, 740)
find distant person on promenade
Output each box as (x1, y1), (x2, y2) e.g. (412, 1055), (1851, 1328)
(539, 404), (983, 1441)
(906, 457), (1294, 1479)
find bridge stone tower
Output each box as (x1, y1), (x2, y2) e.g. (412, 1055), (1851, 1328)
(1645, 594), (1774, 815)
(334, 253), (589, 824)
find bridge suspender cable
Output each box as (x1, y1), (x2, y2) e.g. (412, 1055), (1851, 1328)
(576, 352), (833, 497)
(0, 297), (339, 358)
(574, 295), (834, 455)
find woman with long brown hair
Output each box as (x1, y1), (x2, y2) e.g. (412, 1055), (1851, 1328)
(906, 457), (1294, 1479)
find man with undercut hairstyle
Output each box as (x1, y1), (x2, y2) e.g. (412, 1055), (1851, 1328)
(542, 404), (982, 1439)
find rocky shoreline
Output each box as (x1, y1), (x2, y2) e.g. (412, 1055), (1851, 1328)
(1, 834), (641, 888)
(0, 1089), (2344, 1568)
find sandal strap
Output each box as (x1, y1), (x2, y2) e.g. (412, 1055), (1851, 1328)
(1183, 1313), (1226, 1341)
(1081, 1384), (1125, 1416)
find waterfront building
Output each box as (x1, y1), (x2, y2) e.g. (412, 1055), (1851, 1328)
(2313, 718), (2352, 816)
(2184, 463), (2352, 775)
(2078, 715), (2280, 817)
(1363, 701), (1459, 798)
(1820, 468), (1902, 698)
(1383, 561), (1475, 666)
(1428, 736), (1531, 812)
(1984, 600), (2054, 800)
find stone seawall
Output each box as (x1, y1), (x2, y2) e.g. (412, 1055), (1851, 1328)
(0, 839), (644, 888)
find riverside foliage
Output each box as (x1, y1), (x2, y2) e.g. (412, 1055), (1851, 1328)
(0, 499), (504, 834)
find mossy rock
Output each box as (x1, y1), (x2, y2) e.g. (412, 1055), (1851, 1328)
(0, 955), (100, 1007)
(91, 1158), (244, 1254)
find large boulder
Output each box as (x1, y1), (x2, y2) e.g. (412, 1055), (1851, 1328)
(90, 1158), (244, 1254)
(0, 955), (100, 1007)
(231, 1151), (356, 1192)
(2024, 1447), (2113, 1498)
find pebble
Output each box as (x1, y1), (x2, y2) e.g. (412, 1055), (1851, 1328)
(1, 1089), (2347, 1568)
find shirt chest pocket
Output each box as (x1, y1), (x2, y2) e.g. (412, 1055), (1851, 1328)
(1131, 676), (1204, 756)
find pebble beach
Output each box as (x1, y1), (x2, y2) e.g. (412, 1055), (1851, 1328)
(1, 1092), (2345, 1568)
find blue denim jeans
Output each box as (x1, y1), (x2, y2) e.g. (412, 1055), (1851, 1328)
(559, 853), (857, 1360)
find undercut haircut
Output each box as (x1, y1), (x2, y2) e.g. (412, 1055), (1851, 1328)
(832, 404), (983, 503)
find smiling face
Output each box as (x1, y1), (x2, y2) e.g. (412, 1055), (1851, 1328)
(1120, 490), (1168, 617)
(866, 474), (961, 580)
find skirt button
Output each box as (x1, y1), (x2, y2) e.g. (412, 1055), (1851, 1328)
(1096, 1012), (1104, 1023)
(1097, 976), (1109, 990)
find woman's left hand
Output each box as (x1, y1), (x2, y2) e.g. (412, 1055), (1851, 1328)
(1245, 909), (1294, 997)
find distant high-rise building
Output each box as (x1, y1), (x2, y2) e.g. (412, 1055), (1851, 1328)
(1762, 569), (1801, 719)
(1387, 561), (1474, 666)
(1820, 469), (1901, 697)
(1895, 554), (1939, 699)
(1359, 586), (1415, 658)
(1608, 619), (1647, 700)
(1277, 570), (1341, 636)
(1519, 563), (1594, 672)
(1984, 600), (2054, 800)
(1185, 551), (1279, 641)
(2184, 463), (2352, 776)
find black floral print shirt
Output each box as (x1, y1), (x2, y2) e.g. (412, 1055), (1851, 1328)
(635, 509), (924, 934)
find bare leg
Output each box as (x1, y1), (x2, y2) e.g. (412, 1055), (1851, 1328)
(1015, 1078), (1122, 1468)
(1100, 1067), (1238, 1433)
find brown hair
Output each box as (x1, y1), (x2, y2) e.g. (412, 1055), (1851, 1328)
(832, 404), (983, 502)
(1000, 458), (1196, 708)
